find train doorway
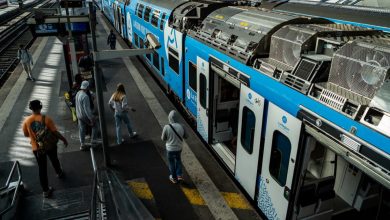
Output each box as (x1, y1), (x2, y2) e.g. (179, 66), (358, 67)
(209, 70), (241, 171)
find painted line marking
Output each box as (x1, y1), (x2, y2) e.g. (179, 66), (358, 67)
(127, 181), (154, 200)
(127, 181), (251, 210)
(181, 187), (206, 206)
(221, 192), (252, 210)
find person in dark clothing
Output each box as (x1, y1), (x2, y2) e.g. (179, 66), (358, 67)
(78, 54), (93, 72)
(22, 100), (68, 198)
(107, 30), (117, 50)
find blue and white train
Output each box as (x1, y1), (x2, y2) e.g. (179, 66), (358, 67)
(102, 0), (390, 219)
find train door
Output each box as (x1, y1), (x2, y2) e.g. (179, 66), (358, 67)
(197, 57), (209, 142)
(235, 84), (265, 199)
(258, 102), (302, 220)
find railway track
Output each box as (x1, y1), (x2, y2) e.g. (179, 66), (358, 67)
(0, 0), (55, 87)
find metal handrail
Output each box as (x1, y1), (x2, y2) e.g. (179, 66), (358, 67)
(89, 147), (104, 220)
(0, 161), (22, 217)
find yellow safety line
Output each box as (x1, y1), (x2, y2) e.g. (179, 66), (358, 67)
(127, 181), (154, 200)
(181, 187), (251, 210)
(181, 187), (206, 205)
(126, 181), (251, 210)
(221, 192), (252, 210)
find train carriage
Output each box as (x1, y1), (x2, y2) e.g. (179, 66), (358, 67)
(102, 0), (390, 219)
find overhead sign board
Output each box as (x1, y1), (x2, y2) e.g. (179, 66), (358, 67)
(60, 0), (83, 8)
(31, 22), (90, 37)
(35, 24), (59, 34)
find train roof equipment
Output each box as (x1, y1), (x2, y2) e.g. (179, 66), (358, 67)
(139, 0), (188, 10)
(191, 6), (328, 65)
(273, 1), (390, 31)
(255, 23), (382, 94)
(308, 36), (390, 137)
(170, 1), (230, 32)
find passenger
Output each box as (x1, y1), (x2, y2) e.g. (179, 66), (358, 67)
(78, 53), (93, 72)
(22, 100), (68, 198)
(108, 83), (137, 145)
(75, 81), (99, 150)
(17, 44), (35, 81)
(107, 30), (117, 50)
(161, 110), (187, 184)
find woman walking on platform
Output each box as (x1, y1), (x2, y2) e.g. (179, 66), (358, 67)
(108, 83), (137, 145)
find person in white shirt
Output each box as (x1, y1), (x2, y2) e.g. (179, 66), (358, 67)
(108, 83), (137, 144)
(17, 44), (35, 81)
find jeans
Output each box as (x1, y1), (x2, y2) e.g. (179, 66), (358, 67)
(114, 111), (134, 144)
(21, 62), (33, 78)
(33, 148), (62, 191)
(167, 150), (182, 179)
(78, 119), (98, 145)
(110, 43), (116, 50)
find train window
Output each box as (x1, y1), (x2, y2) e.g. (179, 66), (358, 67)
(134, 33), (139, 48)
(160, 13), (166, 30)
(168, 48), (179, 74)
(199, 74), (207, 108)
(220, 78), (239, 102)
(139, 38), (144, 49)
(144, 6), (152, 22)
(137, 4), (144, 18)
(153, 51), (159, 70)
(151, 10), (160, 27)
(269, 131), (291, 186)
(189, 62), (197, 91)
(161, 57), (165, 76)
(240, 107), (256, 154)
(146, 51), (151, 61)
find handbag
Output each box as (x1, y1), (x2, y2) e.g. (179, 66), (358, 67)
(35, 115), (59, 152)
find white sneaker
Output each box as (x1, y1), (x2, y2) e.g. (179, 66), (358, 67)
(129, 132), (138, 138)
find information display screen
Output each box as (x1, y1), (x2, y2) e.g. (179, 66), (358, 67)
(35, 24), (58, 34)
(66, 22), (89, 32)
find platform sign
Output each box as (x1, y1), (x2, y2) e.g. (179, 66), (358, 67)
(65, 22), (89, 32)
(60, 0), (83, 8)
(31, 22), (89, 37)
(35, 24), (59, 34)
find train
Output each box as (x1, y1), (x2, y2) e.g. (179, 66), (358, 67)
(100, 0), (390, 219)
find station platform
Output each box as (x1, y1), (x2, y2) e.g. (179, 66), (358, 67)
(0, 9), (262, 220)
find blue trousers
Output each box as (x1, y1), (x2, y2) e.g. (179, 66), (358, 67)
(114, 111), (134, 144)
(78, 119), (98, 145)
(167, 150), (183, 179)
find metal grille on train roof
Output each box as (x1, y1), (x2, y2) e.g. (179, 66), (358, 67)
(194, 7), (327, 65)
(141, 0), (187, 10)
(268, 23), (379, 70)
(328, 38), (390, 112)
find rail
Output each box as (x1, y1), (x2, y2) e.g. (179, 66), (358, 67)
(89, 147), (105, 220)
(0, 161), (22, 217)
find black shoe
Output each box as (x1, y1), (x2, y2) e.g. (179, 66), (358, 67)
(43, 187), (54, 198)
